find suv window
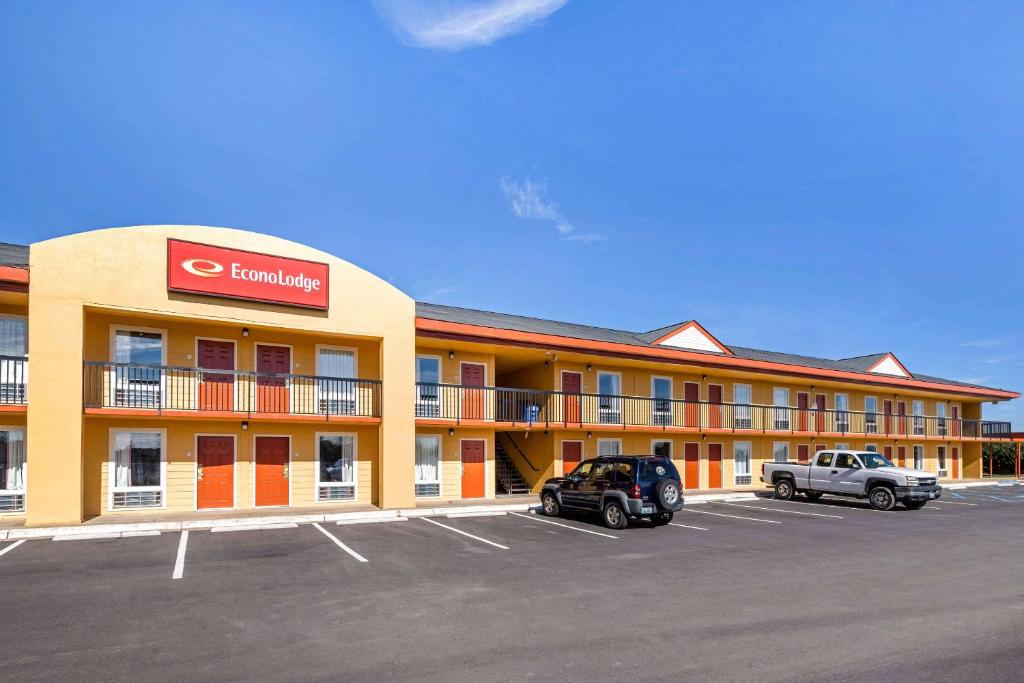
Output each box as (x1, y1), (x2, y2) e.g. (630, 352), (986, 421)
(834, 453), (860, 469)
(639, 458), (674, 480)
(591, 460), (616, 480)
(815, 452), (833, 467)
(606, 462), (633, 484)
(572, 461), (594, 479)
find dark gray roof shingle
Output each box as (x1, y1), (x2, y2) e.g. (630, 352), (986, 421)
(0, 242), (29, 267)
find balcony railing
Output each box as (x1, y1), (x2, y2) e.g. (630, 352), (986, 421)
(84, 361), (381, 418)
(415, 383), (1012, 438)
(0, 355), (27, 405)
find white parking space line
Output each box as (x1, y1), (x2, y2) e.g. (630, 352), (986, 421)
(446, 511), (507, 519)
(509, 512), (618, 539)
(312, 523), (368, 563)
(210, 522), (299, 533)
(713, 501), (843, 519)
(668, 523), (708, 531)
(421, 517), (510, 550)
(172, 530), (188, 580)
(930, 500), (977, 506)
(0, 539), (26, 558)
(685, 509), (781, 524)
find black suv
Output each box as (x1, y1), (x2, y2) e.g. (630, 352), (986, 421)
(540, 455), (683, 529)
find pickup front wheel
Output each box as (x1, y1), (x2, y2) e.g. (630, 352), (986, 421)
(868, 486), (897, 511)
(774, 479), (795, 500)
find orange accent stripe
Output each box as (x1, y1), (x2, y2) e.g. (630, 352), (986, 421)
(84, 408), (381, 424)
(415, 317), (1020, 400)
(0, 405), (27, 414)
(0, 266), (28, 284)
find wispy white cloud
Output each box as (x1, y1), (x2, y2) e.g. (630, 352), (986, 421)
(374, 0), (568, 51)
(500, 177), (604, 244)
(957, 337), (1013, 349)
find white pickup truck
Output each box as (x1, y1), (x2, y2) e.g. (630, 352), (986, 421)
(761, 449), (941, 511)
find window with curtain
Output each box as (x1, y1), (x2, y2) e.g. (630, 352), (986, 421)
(773, 441), (789, 463)
(912, 400), (924, 435)
(652, 440), (671, 458)
(936, 403), (947, 436)
(652, 377), (671, 424)
(834, 394), (849, 432)
(415, 357), (441, 416)
(733, 384), (752, 428)
(0, 317), (27, 404)
(318, 348), (356, 415)
(598, 439), (621, 456)
(113, 329), (164, 408)
(0, 317), (26, 356)
(773, 388), (790, 430)
(865, 444), (878, 452)
(913, 445), (924, 470)
(865, 397), (878, 433)
(111, 431), (163, 508)
(0, 429), (25, 512)
(415, 436), (441, 496)
(318, 434), (355, 501)
(734, 441), (751, 485)
(937, 446), (947, 477)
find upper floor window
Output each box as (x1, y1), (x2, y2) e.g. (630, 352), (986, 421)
(773, 388), (790, 430)
(318, 347), (356, 378)
(652, 377), (672, 423)
(416, 356), (440, 384)
(112, 327), (166, 408)
(415, 356), (441, 417)
(912, 400), (924, 435)
(733, 384), (752, 429)
(597, 372), (621, 423)
(936, 402), (947, 436)
(0, 316), (26, 357)
(834, 394), (849, 432)
(865, 397), (878, 433)
(318, 348), (357, 415)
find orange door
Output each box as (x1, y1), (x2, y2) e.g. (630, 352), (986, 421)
(197, 435), (234, 509)
(461, 363), (486, 420)
(256, 345), (291, 413)
(684, 383), (700, 428)
(562, 441), (582, 475)
(814, 394), (826, 433)
(683, 442), (700, 489)
(797, 392), (809, 432)
(461, 440), (485, 498)
(897, 446), (907, 468)
(816, 444), (827, 453)
(707, 443), (722, 489)
(950, 405), (961, 437)
(797, 444), (810, 464)
(708, 385), (723, 429)
(951, 447), (960, 479)
(255, 436), (289, 506)
(884, 445), (893, 463)
(897, 402), (907, 436)
(198, 339), (235, 411)
(561, 372), (582, 425)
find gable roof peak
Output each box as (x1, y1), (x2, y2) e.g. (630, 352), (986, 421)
(648, 320), (731, 355)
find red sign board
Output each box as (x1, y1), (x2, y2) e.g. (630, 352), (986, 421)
(167, 239), (329, 310)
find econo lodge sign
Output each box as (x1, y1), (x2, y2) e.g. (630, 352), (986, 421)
(167, 239), (329, 310)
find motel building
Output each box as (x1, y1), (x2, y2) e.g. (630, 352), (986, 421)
(0, 225), (1018, 527)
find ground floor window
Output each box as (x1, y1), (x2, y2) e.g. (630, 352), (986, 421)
(936, 446), (947, 478)
(317, 434), (356, 501)
(415, 435), (441, 497)
(772, 442), (789, 463)
(865, 444), (878, 452)
(733, 441), (752, 485)
(110, 430), (165, 509)
(651, 440), (671, 458)
(913, 445), (924, 470)
(597, 439), (622, 456)
(835, 443), (849, 450)
(0, 428), (26, 512)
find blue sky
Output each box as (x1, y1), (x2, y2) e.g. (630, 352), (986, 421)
(1, 1), (1022, 421)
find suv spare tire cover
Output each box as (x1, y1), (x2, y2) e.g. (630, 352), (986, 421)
(655, 479), (681, 509)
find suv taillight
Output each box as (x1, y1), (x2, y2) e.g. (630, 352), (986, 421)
(629, 483), (642, 498)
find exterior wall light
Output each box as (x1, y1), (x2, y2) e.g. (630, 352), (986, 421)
(242, 328), (249, 337)
(241, 421), (249, 430)
(448, 428), (455, 437)
(448, 351), (455, 359)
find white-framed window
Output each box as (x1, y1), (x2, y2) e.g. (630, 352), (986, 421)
(733, 384), (752, 429)
(865, 444), (878, 452)
(772, 441), (790, 463)
(597, 372), (622, 424)
(936, 402), (947, 436)
(0, 427), (26, 512)
(109, 429), (166, 509)
(864, 396), (878, 434)
(835, 443), (849, 450)
(0, 316), (28, 405)
(651, 376), (672, 425)
(111, 326), (167, 408)
(414, 435), (441, 497)
(597, 438), (622, 456)
(316, 433), (356, 501)
(733, 441), (752, 485)
(913, 445), (924, 470)
(317, 346), (358, 415)
(773, 388), (790, 430)
(936, 446), (947, 478)
(834, 394), (849, 433)
(415, 356), (442, 417)
(912, 400), (924, 435)
(651, 439), (672, 458)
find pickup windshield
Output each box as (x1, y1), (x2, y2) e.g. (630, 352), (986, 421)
(859, 453), (893, 468)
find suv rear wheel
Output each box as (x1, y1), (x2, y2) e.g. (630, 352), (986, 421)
(868, 485), (897, 511)
(541, 491), (560, 517)
(602, 500), (628, 530)
(774, 478), (795, 500)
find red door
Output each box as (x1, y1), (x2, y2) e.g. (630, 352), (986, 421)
(797, 444), (810, 464)
(897, 446), (907, 468)
(814, 394), (826, 433)
(951, 447), (960, 479)
(897, 402), (907, 436)
(197, 435), (234, 509)
(256, 345), (291, 413)
(562, 441), (582, 475)
(815, 444), (827, 453)
(883, 400), (894, 435)
(683, 443), (700, 489)
(461, 440), (486, 498)
(951, 405), (961, 437)
(707, 443), (722, 488)
(884, 445), (893, 463)
(197, 339), (235, 411)
(461, 363), (486, 420)
(561, 372), (582, 425)
(797, 392), (809, 432)
(708, 385), (723, 429)
(684, 383), (700, 428)
(254, 436), (289, 506)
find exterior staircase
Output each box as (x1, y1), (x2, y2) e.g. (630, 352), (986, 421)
(495, 438), (532, 495)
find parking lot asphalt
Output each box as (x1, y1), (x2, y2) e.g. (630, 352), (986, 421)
(1, 485), (1023, 682)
